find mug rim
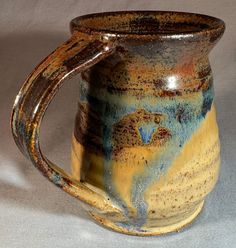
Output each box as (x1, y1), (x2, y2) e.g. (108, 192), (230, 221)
(70, 10), (225, 39)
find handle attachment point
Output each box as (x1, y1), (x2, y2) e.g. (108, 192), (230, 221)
(11, 32), (121, 214)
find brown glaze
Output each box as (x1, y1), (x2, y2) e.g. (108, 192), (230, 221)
(11, 11), (225, 236)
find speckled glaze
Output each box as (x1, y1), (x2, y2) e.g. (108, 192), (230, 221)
(11, 11), (225, 236)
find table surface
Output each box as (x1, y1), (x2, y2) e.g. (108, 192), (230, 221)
(0, 1), (235, 247)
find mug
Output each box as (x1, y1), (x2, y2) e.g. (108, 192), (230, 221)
(11, 11), (225, 236)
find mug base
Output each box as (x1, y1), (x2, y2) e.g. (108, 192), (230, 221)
(89, 201), (204, 236)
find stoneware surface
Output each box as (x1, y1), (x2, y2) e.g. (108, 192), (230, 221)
(11, 11), (225, 236)
(0, 0), (236, 247)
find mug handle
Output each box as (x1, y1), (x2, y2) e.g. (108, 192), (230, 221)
(11, 31), (120, 214)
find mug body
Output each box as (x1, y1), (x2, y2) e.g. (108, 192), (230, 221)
(10, 10), (225, 236)
(71, 11), (224, 235)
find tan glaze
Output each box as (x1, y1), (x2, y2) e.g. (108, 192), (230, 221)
(71, 104), (220, 235)
(11, 11), (225, 236)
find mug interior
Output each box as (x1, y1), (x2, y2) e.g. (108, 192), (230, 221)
(71, 11), (225, 36)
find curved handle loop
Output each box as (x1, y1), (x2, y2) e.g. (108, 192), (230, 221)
(11, 32), (120, 214)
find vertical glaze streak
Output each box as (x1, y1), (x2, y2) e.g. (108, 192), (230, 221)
(12, 10), (225, 236)
(130, 86), (214, 228)
(76, 75), (214, 230)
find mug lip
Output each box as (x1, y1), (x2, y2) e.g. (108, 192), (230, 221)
(70, 10), (225, 39)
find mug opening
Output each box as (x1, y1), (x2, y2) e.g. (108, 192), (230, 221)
(71, 11), (225, 37)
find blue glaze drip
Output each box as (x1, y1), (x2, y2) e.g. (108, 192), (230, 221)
(101, 103), (137, 216)
(130, 87), (214, 228)
(52, 173), (62, 186)
(138, 122), (157, 144)
(79, 78), (214, 230)
(87, 95), (136, 216)
(201, 85), (214, 118)
(79, 80), (136, 216)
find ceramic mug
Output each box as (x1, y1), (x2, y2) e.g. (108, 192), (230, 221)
(11, 11), (225, 236)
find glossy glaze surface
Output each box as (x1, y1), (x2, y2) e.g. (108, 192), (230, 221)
(12, 11), (225, 236)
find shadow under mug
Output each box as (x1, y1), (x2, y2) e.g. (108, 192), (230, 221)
(11, 11), (225, 236)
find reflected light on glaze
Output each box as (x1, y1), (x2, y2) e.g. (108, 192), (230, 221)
(166, 75), (178, 90)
